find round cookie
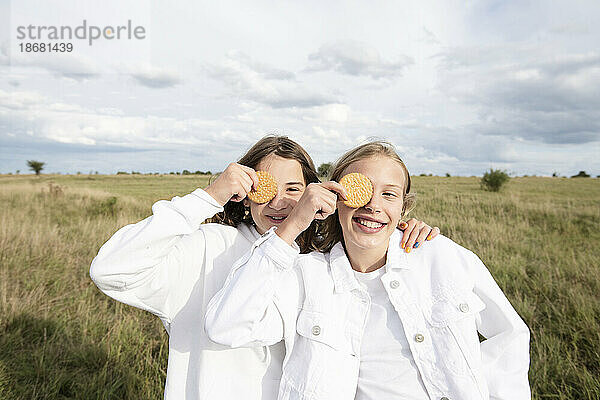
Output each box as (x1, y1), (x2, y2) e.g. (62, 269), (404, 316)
(247, 171), (278, 204)
(339, 172), (373, 208)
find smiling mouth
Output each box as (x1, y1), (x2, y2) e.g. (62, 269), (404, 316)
(353, 217), (386, 231)
(267, 215), (287, 223)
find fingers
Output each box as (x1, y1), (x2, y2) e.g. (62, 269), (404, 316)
(400, 219), (441, 253)
(303, 182), (338, 220)
(315, 202), (335, 220)
(400, 218), (417, 250)
(404, 220), (425, 252)
(427, 226), (440, 241)
(237, 164), (259, 189)
(413, 225), (431, 249)
(320, 181), (348, 200)
(230, 177), (253, 202)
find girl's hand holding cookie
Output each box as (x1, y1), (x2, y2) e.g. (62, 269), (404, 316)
(247, 171), (278, 204)
(276, 181), (348, 245)
(205, 163), (260, 206)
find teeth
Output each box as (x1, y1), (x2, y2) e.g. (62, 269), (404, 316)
(357, 218), (383, 229)
(269, 216), (286, 220)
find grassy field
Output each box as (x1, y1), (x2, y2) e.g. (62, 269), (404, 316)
(0, 173), (599, 399)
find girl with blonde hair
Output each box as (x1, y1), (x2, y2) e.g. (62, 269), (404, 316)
(206, 141), (530, 400)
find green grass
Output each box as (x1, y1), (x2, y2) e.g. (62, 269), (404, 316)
(1, 174), (599, 399)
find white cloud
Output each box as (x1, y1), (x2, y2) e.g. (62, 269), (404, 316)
(435, 46), (600, 144)
(307, 40), (414, 79)
(126, 64), (181, 88)
(205, 51), (338, 108)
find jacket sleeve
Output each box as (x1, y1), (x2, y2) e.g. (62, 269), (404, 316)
(205, 228), (301, 348)
(468, 252), (531, 400)
(89, 188), (224, 328)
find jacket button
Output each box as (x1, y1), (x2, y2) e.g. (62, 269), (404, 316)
(459, 303), (470, 313)
(311, 325), (321, 336)
(414, 333), (424, 343)
(390, 280), (400, 289)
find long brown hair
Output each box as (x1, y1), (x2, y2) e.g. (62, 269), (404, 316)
(209, 135), (321, 253)
(316, 141), (415, 252)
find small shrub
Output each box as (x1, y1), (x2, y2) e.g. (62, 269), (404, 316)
(571, 171), (590, 178)
(446, 173), (451, 177)
(480, 169), (510, 192)
(317, 163), (332, 177)
(87, 196), (119, 217)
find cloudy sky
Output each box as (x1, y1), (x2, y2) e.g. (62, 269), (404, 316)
(1, 0), (599, 176)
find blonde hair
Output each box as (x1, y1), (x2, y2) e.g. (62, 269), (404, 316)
(316, 141), (415, 252)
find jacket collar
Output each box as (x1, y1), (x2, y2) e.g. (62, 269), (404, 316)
(329, 229), (412, 293)
(239, 222), (262, 243)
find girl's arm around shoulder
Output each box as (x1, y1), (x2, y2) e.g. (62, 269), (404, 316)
(465, 249), (531, 400)
(89, 188), (226, 325)
(205, 228), (303, 348)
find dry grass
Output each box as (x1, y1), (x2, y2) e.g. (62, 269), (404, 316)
(0, 174), (598, 399)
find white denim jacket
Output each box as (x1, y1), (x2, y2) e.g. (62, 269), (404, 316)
(205, 228), (531, 400)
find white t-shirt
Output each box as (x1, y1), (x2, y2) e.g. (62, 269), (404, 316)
(353, 267), (429, 400)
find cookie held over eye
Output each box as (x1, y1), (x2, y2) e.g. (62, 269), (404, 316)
(339, 172), (373, 208)
(247, 171), (278, 204)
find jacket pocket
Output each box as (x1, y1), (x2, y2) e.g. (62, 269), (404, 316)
(426, 292), (486, 327)
(282, 309), (355, 399)
(295, 309), (354, 353)
(423, 292), (486, 376)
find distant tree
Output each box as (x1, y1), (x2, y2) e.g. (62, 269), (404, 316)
(481, 169), (510, 192)
(16, 170), (20, 174)
(182, 169), (192, 175)
(27, 160), (45, 176)
(552, 172), (558, 177)
(95, 171), (99, 175)
(445, 173), (451, 177)
(571, 171), (590, 178)
(317, 163), (332, 177)
(116, 171), (128, 175)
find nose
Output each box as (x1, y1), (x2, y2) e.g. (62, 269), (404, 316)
(268, 191), (288, 210)
(363, 195), (382, 213)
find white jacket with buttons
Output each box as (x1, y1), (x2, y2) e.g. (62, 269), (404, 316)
(90, 189), (284, 400)
(205, 228), (531, 400)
